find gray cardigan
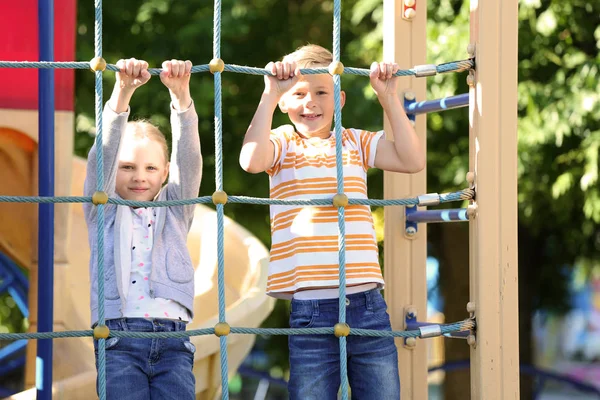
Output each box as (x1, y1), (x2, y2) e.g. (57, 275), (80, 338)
(83, 102), (202, 326)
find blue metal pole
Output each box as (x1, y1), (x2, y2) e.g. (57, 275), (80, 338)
(37, 0), (54, 398)
(406, 208), (469, 223)
(406, 93), (469, 115)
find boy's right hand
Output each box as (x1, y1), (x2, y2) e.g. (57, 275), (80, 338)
(264, 60), (300, 98)
(115, 58), (151, 92)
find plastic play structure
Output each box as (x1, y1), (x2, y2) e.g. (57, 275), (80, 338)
(1, 0), (523, 399)
(0, 1), (274, 399)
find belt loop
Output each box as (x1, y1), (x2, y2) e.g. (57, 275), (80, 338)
(365, 290), (373, 311)
(312, 300), (320, 317)
(118, 318), (127, 332)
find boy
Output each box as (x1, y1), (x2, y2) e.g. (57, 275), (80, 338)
(240, 44), (424, 399)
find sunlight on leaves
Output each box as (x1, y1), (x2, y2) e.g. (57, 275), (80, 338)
(536, 9), (557, 37)
(552, 172), (574, 199)
(372, 207), (384, 243)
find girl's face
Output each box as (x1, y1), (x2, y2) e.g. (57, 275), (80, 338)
(115, 135), (169, 202)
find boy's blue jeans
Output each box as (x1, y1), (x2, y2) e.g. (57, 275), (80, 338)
(288, 288), (400, 400)
(93, 318), (196, 400)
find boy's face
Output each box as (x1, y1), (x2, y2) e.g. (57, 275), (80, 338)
(279, 74), (345, 139)
(115, 135), (169, 202)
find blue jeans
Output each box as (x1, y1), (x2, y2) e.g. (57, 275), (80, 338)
(288, 289), (400, 400)
(93, 318), (196, 400)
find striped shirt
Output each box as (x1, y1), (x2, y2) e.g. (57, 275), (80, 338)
(266, 125), (385, 299)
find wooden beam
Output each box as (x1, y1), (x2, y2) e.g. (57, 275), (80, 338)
(383, 1), (428, 398)
(469, 0), (520, 398)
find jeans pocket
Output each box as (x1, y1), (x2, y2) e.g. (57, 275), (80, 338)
(182, 339), (196, 355)
(370, 300), (392, 326)
(289, 311), (316, 329)
(94, 337), (120, 356)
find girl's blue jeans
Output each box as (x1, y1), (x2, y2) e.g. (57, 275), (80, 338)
(288, 288), (401, 400)
(93, 318), (195, 400)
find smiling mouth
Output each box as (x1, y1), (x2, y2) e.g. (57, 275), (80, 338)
(301, 114), (322, 120)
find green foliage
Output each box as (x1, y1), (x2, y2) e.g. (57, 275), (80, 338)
(516, 0), (600, 311)
(425, 0), (471, 192)
(0, 293), (27, 334)
(518, 1), (600, 224)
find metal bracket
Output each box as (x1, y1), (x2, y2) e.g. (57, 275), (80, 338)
(419, 324), (442, 338)
(417, 193), (440, 206)
(405, 205), (418, 237)
(414, 64), (437, 77)
(405, 309), (471, 346)
(403, 94), (419, 239)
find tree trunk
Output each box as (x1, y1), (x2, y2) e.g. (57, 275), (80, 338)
(433, 222), (471, 400)
(518, 225), (536, 400)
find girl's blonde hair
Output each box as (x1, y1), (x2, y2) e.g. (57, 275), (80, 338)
(125, 121), (169, 163)
(283, 44), (333, 68)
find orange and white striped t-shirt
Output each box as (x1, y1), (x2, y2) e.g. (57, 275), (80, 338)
(265, 125), (385, 299)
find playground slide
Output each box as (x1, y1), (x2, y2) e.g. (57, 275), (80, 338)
(7, 156), (275, 400)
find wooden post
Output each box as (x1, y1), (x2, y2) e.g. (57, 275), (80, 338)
(383, 1), (428, 398)
(468, 0), (520, 398)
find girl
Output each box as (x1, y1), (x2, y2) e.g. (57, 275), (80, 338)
(83, 58), (201, 399)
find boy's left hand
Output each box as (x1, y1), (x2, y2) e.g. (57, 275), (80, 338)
(369, 62), (400, 97)
(160, 59), (193, 109)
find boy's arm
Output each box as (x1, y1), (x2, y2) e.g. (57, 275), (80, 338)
(239, 93), (278, 173)
(370, 62), (426, 174)
(160, 60), (202, 223)
(240, 61), (300, 174)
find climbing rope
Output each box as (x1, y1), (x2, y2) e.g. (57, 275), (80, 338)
(0, 188), (473, 207)
(0, 59), (474, 77)
(0, 319), (474, 341)
(0, 0), (477, 399)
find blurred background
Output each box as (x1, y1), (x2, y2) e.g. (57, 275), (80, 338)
(0, 0), (599, 398)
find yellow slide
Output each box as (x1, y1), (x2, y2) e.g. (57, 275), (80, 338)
(2, 152), (275, 399)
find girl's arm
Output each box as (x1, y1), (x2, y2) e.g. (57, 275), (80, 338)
(83, 58), (151, 222)
(161, 60), (202, 223)
(82, 104), (129, 221)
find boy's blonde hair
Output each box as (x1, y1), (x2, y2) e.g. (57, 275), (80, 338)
(125, 121), (169, 164)
(283, 44), (333, 68)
